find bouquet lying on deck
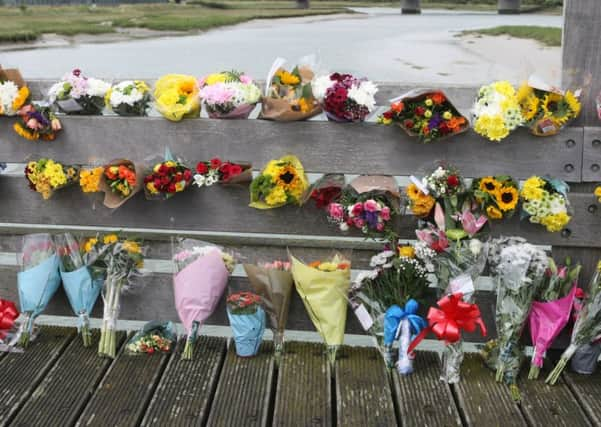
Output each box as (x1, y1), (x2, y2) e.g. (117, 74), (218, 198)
(144, 150), (193, 200)
(48, 69), (111, 115)
(249, 155), (309, 209)
(199, 70), (261, 119)
(172, 239), (235, 360)
(154, 74), (200, 121)
(105, 80), (151, 116)
(312, 72), (377, 122)
(193, 158), (252, 188)
(125, 321), (176, 355)
(14, 104), (62, 141)
(25, 158), (79, 200)
(80, 159), (143, 208)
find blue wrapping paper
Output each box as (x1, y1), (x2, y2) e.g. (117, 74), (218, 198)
(227, 306), (266, 357)
(61, 266), (102, 326)
(17, 254), (61, 328)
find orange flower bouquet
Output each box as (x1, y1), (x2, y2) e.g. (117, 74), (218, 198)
(80, 159), (143, 208)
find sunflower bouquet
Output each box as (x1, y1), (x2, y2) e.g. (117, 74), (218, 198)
(154, 74), (200, 122)
(249, 155), (309, 209)
(48, 69), (111, 115)
(199, 70), (261, 119)
(405, 182), (436, 218)
(520, 176), (571, 233)
(471, 175), (519, 220)
(472, 81), (524, 142)
(25, 158), (79, 200)
(260, 58), (321, 121)
(0, 72), (29, 116)
(517, 76), (581, 136)
(378, 90), (469, 143)
(105, 80), (151, 116)
(13, 104), (62, 141)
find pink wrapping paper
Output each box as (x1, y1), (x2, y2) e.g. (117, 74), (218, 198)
(173, 250), (228, 333)
(529, 284), (577, 367)
(207, 103), (255, 119)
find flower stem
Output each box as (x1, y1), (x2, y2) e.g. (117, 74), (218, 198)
(528, 364), (540, 380)
(182, 321), (199, 361)
(510, 384), (521, 402)
(546, 344), (577, 385)
(495, 363), (505, 383)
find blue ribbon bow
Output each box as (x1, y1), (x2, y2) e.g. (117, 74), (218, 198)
(383, 299), (427, 346)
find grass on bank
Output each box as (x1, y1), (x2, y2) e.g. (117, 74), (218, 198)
(461, 25), (562, 47)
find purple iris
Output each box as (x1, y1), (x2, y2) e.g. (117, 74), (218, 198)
(364, 210), (380, 229)
(428, 113), (442, 130)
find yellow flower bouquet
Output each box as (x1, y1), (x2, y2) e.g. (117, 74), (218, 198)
(471, 175), (519, 220)
(472, 81), (524, 142)
(154, 74), (200, 122)
(25, 158), (79, 200)
(0, 66), (29, 116)
(249, 155), (309, 209)
(520, 176), (571, 232)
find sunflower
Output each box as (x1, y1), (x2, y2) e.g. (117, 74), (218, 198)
(496, 186), (519, 211)
(564, 90), (581, 117)
(479, 177), (501, 194)
(520, 94), (539, 122)
(406, 183), (423, 200)
(595, 186), (601, 202)
(486, 205), (503, 220)
(541, 92), (574, 125)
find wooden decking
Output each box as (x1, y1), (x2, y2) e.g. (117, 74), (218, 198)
(0, 327), (599, 427)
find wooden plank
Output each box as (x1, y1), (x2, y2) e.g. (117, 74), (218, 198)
(563, 365), (601, 426)
(0, 326), (75, 426)
(0, 119), (583, 181)
(335, 345), (397, 427)
(454, 353), (527, 426)
(76, 339), (170, 427)
(582, 127), (601, 182)
(206, 341), (275, 427)
(392, 351), (462, 427)
(562, 0), (601, 127)
(272, 341), (331, 427)
(9, 330), (126, 427)
(519, 374), (592, 427)
(141, 336), (227, 426)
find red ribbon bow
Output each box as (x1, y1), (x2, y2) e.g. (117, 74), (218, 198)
(0, 299), (19, 339)
(408, 293), (486, 354)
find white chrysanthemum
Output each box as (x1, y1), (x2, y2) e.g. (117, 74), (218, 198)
(0, 81), (19, 114)
(109, 81), (145, 107)
(47, 82), (64, 103)
(86, 78), (111, 97)
(548, 194), (567, 215)
(311, 75), (334, 100)
(347, 82), (377, 111)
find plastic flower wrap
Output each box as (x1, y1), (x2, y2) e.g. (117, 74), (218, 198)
(125, 321), (176, 355)
(307, 173), (345, 209)
(226, 291), (266, 357)
(472, 81), (524, 142)
(243, 260), (293, 356)
(14, 104), (62, 141)
(16, 234), (61, 347)
(199, 71), (261, 119)
(105, 80), (151, 116)
(193, 157), (252, 188)
(547, 261), (601, 385)
(326, 175), (400, 240)
(290, 251), (351, 366)
(520, 175), (571, 233)
(312, 73), (377, 122)
(249, 155), (309, 209)
(260, 57), (321, 121)
(144, 150), (193, 200)
(0, 299), (20, 352)
(56, 233), (104, 347)
(25, 158), (79, 200)
(485, 237), (548, 400)
(471, 175), (519, 221)
(378, 90), (469, 143)
(154, 74), (200, 122)
(350, 246), (429, 373)
(48, 69), (110, 115)
(517, 76), (581, 136)
(172, 239), (235, 360)
(527, 257), (580, 379)
(0, 80), (29, 116)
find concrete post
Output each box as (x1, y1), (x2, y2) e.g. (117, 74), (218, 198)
(498, 0), (520, 14)
(401, 0), (421, 14)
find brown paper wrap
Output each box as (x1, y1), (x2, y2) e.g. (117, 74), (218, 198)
(99, 159), (143, 209)
(220, 163), (253, 185)
(350, 175), (401, 211)
(0, 66), (25, 88)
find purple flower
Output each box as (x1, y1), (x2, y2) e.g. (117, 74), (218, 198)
(428, 113), (443, 130)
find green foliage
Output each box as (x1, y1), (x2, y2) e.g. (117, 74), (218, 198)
(462, 25), (562, 47)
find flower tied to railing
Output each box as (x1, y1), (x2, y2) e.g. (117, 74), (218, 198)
(408, 292), (487, 354)
(0, 299), (19, 339)
(384, 299), (427, 375)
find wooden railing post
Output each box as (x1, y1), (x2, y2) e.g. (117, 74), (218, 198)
(401, 0), (420, 14)
(498, 0), (520, 14)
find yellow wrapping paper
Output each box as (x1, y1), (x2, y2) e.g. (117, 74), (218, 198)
(290, 255), (350, 349)
(249, 155), (309, 209)
(154, 74), (200, 122)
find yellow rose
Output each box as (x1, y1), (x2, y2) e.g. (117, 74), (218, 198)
(424, 110), (432, 118)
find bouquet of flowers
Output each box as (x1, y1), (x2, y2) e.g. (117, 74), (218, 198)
(105, 80), (151, 116)
(308, 173), (345, 209)
(226, 291), (266, 357)
(243, 260), (293, 356)
(471, 175), (520, 221)
(125, 321), (176, 355)
(0, 78), (29, 116)
(486, 238), (548, 399)
(517, 76), (581, 136)
(378, 90), (469, 143)
(48, 69), (111, 115)
(312, 73), (377, 122)
(326, 175), (400, 240)
(260, 58), (321, 121)
(350, 245), (429, 373)
(0, 299), (19, 352)
(193, 157), (251, 188)
(290, 252), (351, 365)
(527, 257), (580, 379)
(80, 159), (143, 208)
(547, 261), (601, 384)
(14, 104), (62, 141)
(405, 182), (436, 218)
(154, 74), (200, 122)
(249, 155), (309, 209)
(172, 239), (235, 360)
(55, 233), (104, 347)
(520, 176), (571, 233)
(87, 234), (145, 358)
(16, 234), (61, 347)
(144, 150), (193, 200)
(25, 158), (79, 200)
(472, 81), (524, 142)
(199, 71), (261, 119)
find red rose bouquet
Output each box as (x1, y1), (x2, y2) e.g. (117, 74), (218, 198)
(144, 151), (192, 200)
(308, 173), (345, 209)
(313, 73), (378, 122)
(193, 157), (251, 187)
